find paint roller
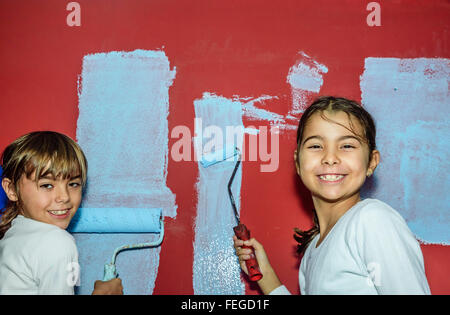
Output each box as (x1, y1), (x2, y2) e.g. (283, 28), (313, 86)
(200, 145), (263, 282)
(68, 207), (164, 281)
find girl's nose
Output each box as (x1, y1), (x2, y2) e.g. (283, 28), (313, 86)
(55, 185), (70, 203)
(321, 149), (340, 166)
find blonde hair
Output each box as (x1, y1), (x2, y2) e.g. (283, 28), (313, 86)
(0, 131), (87, 239)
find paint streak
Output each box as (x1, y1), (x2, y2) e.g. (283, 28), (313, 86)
(360, 57), (450, 245)
(193, 92), (245, 295)
(73, 49), (177, 294)
(234, 52), (328, 131)
(240, 95), (284, 124)
(287, 51), (328, 114)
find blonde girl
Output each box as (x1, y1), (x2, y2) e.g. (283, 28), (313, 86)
(234, 96), (430, 295)
(0, 131), (122, 294)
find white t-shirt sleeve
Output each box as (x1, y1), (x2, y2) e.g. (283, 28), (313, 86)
(354, 202), (430, 294)
(35, 229), (79, 295)
(268, 285), (291, 295)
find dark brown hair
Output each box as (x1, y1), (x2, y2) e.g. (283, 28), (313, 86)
(293, 96), (377, 254)
(0, 131), (87, 239)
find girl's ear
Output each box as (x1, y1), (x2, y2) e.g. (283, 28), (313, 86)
(367, 150), (380, 177)
(2, 178), (18, 202)
(294, 149), (301, 176)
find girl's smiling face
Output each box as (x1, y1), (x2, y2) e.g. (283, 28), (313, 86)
(295, 110), (379, 205)
(13, 171), (82, 230)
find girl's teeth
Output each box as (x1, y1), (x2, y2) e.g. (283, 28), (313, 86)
(49, 210), (69, 215)
(320, 175), (344, 181)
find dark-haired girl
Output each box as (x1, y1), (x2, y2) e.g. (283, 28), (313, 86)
(234, 96), (430, 295)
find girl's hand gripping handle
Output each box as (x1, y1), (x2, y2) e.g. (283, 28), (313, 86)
(233, 223), (263, 281)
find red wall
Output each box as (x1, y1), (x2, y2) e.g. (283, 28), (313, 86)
(0, 0), (448, 294)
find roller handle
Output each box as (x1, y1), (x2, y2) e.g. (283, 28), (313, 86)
(233, 223), (263, 282)
(103, 263), (117, 281)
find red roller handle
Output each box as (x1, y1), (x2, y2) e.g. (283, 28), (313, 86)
(233, 223), (263, 281)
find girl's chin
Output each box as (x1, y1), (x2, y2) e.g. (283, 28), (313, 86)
(308, 186), (345, 200)
(51, 221), (71, 230)
(313, 194), (344, 203)
(46, 213), (73, 229)
(311, 191), (361, 204)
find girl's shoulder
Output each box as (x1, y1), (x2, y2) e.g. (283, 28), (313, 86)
(8, 216), (77, 253)
(351, 198), (405, 223)
(345, 198), (413, 239)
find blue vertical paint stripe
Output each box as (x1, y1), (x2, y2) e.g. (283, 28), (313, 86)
(74, 50), (176, 294)
(193, 93), (246, 294)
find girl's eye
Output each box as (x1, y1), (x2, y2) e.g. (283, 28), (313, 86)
(40, 184), (53, 189)
(69, 182), (81, 188)
(341, 144), (356, 149)
(307, 144), (322, 149)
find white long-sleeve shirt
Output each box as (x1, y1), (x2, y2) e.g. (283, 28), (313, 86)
(0, 215), (79, 295)
(271, 198), (431, 295)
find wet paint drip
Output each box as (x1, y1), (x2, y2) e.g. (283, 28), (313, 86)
(361, 57), (450, 244)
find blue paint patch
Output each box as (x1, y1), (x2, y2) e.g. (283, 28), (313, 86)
(361, 57), (450, 244)
(399, 121), (449, 244)
(193, 92), (246, 295)
(74, 49), (176, 294)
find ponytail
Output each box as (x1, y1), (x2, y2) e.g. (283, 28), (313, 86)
(293, 210), (319, 255)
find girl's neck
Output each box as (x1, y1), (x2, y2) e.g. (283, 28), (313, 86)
(312, 193), (361, 240)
